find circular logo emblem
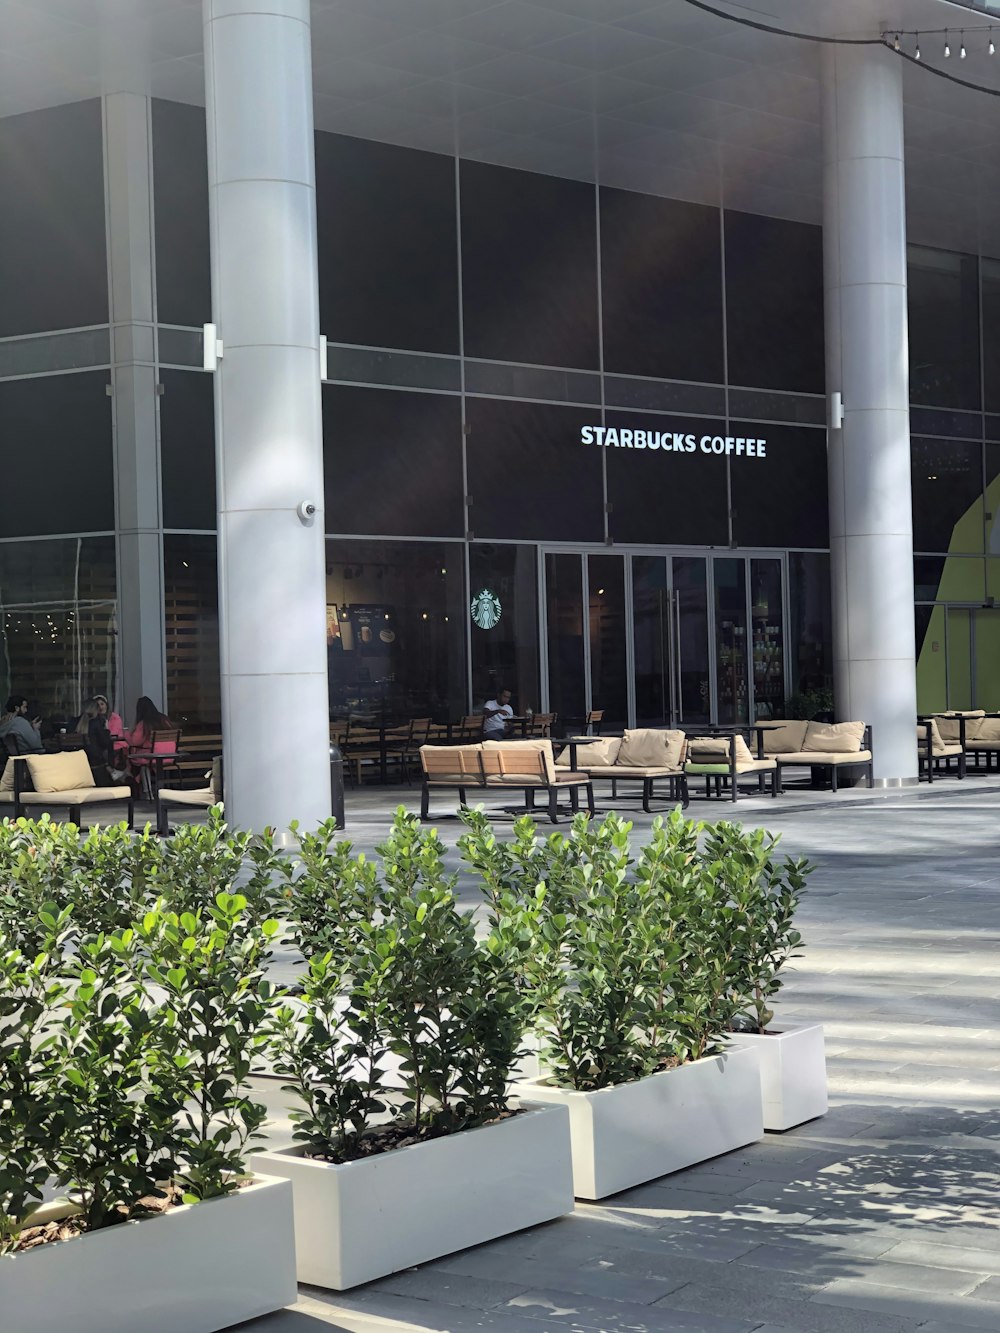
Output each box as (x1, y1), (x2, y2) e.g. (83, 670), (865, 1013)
(470, 588), (502, 630)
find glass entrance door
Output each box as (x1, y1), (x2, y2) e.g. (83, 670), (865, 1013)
(542, 549), (787, 727)
(941, 605), (1000, 711)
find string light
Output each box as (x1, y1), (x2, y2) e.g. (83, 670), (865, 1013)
(961, 33), (967, 59)
(991, 29), (996, 55)
(893, 32), (900, 51)
(915, 33), (920, 60)
(944, 34), (951, 57)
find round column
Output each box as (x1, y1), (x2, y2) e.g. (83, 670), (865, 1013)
(204, 0), (330, 831)
(822, 43), (918, 785)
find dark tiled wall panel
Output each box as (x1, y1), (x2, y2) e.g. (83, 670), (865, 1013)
(152, 99), (212, 329)
(316, 134), (460, 355)
(600, 188), (724, 384)
(160, 369), (217, 530)
(724, 211), (825, 395)
(0, 372), (113, 537)
(323, 386), (464, 537)
(460, 161), (599, 370)
(0, 101), (107, 335)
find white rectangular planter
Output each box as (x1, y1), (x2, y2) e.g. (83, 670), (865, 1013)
(250, 1102), (573, 1290)
(735, 1023), (828, 1131)
(516, 1044), (764, 1200)
(0, 1176), (296, 1333)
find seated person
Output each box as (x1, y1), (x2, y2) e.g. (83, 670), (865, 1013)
(95, 695), (126, 751)
(0, 695), (43, 755)
(75, 698), (114, 781)
(126, 696), (176, 786)
(482, 687), (514, 740)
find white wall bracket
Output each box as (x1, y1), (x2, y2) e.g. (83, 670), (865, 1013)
(830, 390), (845, 430)
(203, 323), (224, 372)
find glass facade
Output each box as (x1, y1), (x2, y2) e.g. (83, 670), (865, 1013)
(13, 97), (1000, 732)
(0, 537), (117, 725)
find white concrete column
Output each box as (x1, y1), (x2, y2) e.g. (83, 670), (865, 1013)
(203, 0), (330, 831)
(822, 44), (918, 785)
(103, 91), (166, 719)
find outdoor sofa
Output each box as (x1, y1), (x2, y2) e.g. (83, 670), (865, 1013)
(932, 710), (1000, 771)
(757, 719), (873, 791)
(917, 717), (966, 781)
(683, 733), (781, 802)
(0, 746), (134, 828)
(553, 730), (689, 811)
(419, 738), (593, 822)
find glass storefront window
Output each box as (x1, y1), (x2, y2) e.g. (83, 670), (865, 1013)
(788, 552), (832, 707)
(673, 557), (710, 726)
(714, 558), (749, 724)
(164, 535), (220, 729)
(750, 559), (785, 719)
(326, 540), (465, 723)
(0, 537), (117, 727)
(545, 553), (585, 725)
(588, 554), (628, 727)
(632, 555), (669, 726)
(469, 543), (539, 713)
(911, 438), (985, 554)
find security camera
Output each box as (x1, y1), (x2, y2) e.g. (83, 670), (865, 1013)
(297, 500), (317, 522)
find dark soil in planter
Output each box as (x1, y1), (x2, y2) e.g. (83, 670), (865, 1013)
(15, 1184), (186, 1253)
(309, 1108), (524, 1165)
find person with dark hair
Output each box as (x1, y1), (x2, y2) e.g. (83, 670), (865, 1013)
(126, 696), (175, 788)
(0, 696), (43, 754)
(482, 687), (514, 740)
(75, 698), (115, 781)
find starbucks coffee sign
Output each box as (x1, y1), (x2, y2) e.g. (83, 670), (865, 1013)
(470, 588), (502, 630)
(581, 425), (768, 458)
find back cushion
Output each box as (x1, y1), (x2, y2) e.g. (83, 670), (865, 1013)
(802, 720), (865, 754)
(934, 714), (983, 743)
(211, 756), (223, 801)
(917, 719), (945, 751)
(482, 738), (556, 783)
(760, 719), (809, 755)
(555, 737), (621, 768)
(617, 729), (685, 769)
(687, 735), (755, 766)
(24, 750), (94, 793)
(974, 717), (1000, 746)
(0, 759), (14, 794)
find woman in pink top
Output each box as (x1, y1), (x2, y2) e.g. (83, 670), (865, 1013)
(126, 696), (176, 787)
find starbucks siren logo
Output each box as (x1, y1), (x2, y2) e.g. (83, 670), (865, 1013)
(470, 588), (502, 630)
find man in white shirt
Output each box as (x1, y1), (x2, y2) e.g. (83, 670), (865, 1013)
(483, 688), (514, 740)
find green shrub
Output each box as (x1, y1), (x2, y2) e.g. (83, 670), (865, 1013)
(704, 822), (811, 1033)
(272, 810), (523, 1161)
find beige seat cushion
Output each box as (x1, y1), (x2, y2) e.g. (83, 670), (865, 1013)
(24, 751), (94, 794)
(686, 734), (756, 768)
(917, 719), (963, 757)
(19, 786), (131, 805)
(555, 737), (621, 768)
(802, 720), (865, 754)
(159, 787), (216, 808)
(617, 729), (685, 770)
(583, 765), (677, 779)
(482, 738), (556, 784)
(777, 750), (872, 766)
(759, 719), (808, 756)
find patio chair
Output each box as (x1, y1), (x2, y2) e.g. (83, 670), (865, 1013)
(1, 740), (133, 828)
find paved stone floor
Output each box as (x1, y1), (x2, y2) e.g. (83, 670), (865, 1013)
(239, 777), (1000, 1332)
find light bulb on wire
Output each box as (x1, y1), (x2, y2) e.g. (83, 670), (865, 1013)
(944, 35), (951, 57)
(893, 32), (900, 52)
(991, 30), (996, 55)
(914, 33), (920, 59)
(960, 33), (967, 59)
